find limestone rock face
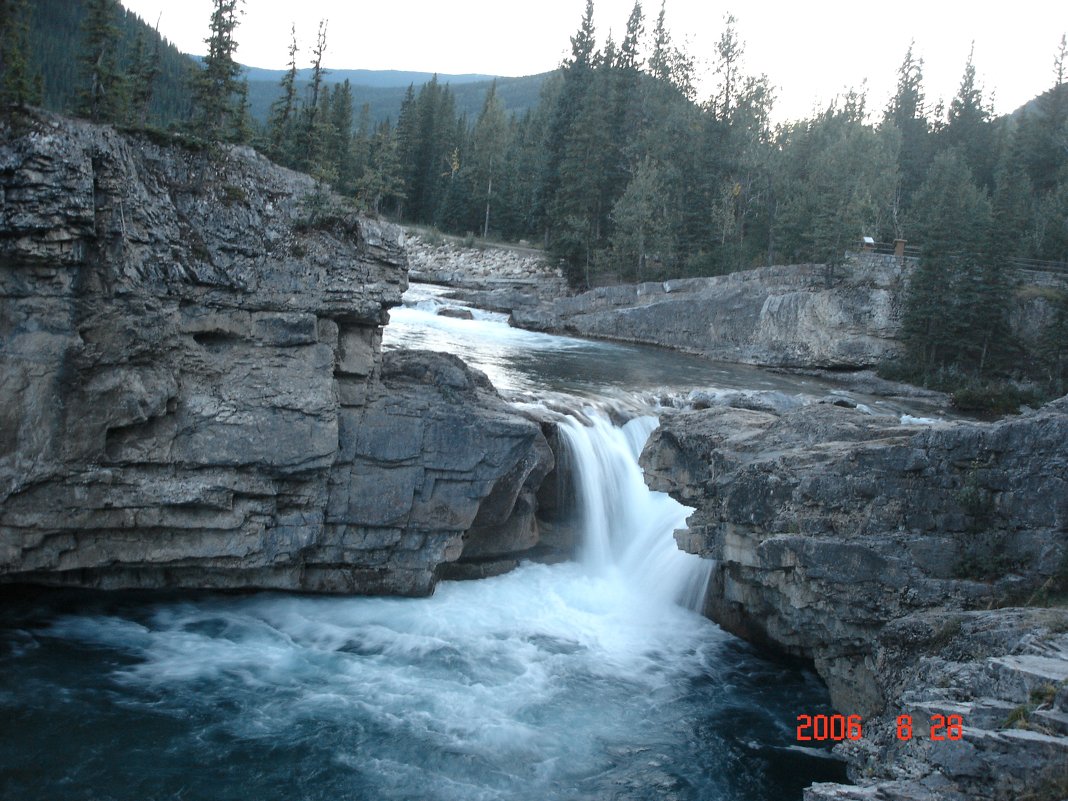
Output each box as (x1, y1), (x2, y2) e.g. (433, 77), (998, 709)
(406, 234), (570, 313)
(512, 258), (907, 368)
(642, 398), (1068, 799)
(0, 111), (553, 595)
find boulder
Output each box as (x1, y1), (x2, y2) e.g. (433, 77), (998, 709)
(437, 306), (475, 320)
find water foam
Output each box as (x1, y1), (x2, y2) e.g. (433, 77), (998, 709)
(0, 305), (853, 799)
(556, 408), (711, 611)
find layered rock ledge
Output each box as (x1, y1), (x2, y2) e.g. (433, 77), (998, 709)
(406, 233), (570, 314)
(642, 398), (1068, 800)
(512, 257), (908, 369)
(0, 112), (554, 595)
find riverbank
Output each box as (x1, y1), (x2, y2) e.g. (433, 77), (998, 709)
(641, 397), (1068, 800)
(416, 234), (1063, 415)
(405, 231), (570, 313)
(512, 255), (908, 369)
(4, 112), (1062, 800)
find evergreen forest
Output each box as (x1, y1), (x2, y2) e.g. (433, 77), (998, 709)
(2, 0), (1066, 403)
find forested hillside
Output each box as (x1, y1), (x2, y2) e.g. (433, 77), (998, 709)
(243, 70), (547, 126)
(3, 0), (546, 130)
(321, 1), (1063, 403)
(1, 0), (1065, 401)
(19, 0), (194, 124)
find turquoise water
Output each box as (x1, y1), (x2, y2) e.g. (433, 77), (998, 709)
(0, 285), (854, 800)
(0, 572), (845, 800)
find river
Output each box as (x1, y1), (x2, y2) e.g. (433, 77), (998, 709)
(0, 284), (879, 800)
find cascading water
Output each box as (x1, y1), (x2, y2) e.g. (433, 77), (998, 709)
(0, 288), (851, 800)
(556, 408), (711, 612)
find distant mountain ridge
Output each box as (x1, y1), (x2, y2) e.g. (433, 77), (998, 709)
(242, 68), (552, 125)
(24, 0), (550, 128)
(241, 67), (501, 88)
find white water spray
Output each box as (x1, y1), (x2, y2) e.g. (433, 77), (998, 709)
(556, 407), (711, 612)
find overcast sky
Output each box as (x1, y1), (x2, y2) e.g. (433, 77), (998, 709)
(121, 1), (1065, 123)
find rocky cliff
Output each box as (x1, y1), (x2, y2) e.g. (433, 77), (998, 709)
(642, 398), (1068, 799)
(512, 256), (907, 369)
(0, 111), (554, 595)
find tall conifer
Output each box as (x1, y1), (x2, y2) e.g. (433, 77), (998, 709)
(192, 0), (246, 142)
(0, 0), (40, 107)
(267, 24), (299, 163)
(78, 0), (125, 122)
(127, 29), (160, 126)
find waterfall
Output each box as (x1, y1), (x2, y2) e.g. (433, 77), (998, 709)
(556, 407), (712, 612)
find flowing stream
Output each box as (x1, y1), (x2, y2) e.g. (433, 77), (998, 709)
(0, 284), (862, 800)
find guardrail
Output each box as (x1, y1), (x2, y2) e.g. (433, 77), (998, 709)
(1009, 257), (1068, 275)
(866, 242), (922, 259)
(858, 244), (1067, 279)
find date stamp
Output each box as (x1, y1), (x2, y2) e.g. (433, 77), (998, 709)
(796, 713), (966, 742)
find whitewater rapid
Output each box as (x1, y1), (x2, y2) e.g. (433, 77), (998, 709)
(0, 284), (850, 800)
(556, 410), (710, 610)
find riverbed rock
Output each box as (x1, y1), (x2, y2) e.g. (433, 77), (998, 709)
(512, 257), (908, 368)
(0, 110), (554, 595)
(437, 306), (475, 320)
(642, 397), (1068, 799)
(406, 233), (570, 312)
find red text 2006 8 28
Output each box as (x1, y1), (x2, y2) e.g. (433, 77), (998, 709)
(796, 713), (965, 742)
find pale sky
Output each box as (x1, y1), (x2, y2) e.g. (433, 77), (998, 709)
(121, 0), (1066, 123)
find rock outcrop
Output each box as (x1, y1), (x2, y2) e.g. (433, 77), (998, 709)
(512, 257), (908, 369)
(641, 398), (1068, 799)
(0, 111), (554, 595)
(406, 233), (570, 313)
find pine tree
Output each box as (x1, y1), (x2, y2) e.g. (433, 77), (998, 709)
(611, 156), (669, 280)
(680, 15), (774, 273)
(989, 156), (1032, 262)
(351, 102), (372, 180)
(192, 0), (246, 142)
(540, 0), (597, 246)
(422, 80), (458, 224)
(771, 104), (898, 270)
(77, 0), (125, 122)
(646, 0), (694, 99)
(1019, 34), (1068, 194)
(903, 149), (999, 376)
(300, 19), (331, 177)
(711, 15), (743, 121)
(648, 1), (670, 83)
(884, 42), (931, 215)
(618, 2), (643, 74)
(467, 81), (509, 237)
(127, 28), (160, 126)
(329, 81), (355, 192)
(552, 68), (614, 285)
(605, 2), (644, 207)
(501, 103), (552, 239)
(393, 84), (418, 218)
(0, 0), (40, 107)
(1032, 182), (1068, 262)
(357, 120), (405, 215)
(267, 24), (299, 164)
(943, 44), (994, 190)
(391, 76), (461, 223)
